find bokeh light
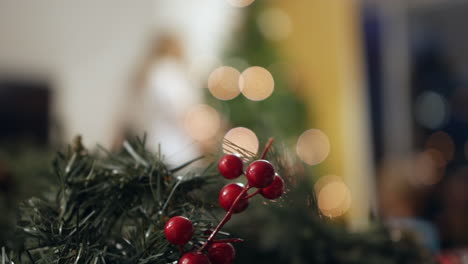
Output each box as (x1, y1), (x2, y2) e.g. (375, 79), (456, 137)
(208, 66), (241, 100)
(315, 175), (351, 218)
(239, 66), (274, 101)
(425, 131), (455, 162)
(410, 150), (442, 186)
(296, 129), (330, 166)
(226, 0), (255, 8)
(223, 127), (259, 156)
(184, 104), (221, 141)
(257, 8), (293, 41)
(415, 91), (449, 129)
(425, 148), (447, 169)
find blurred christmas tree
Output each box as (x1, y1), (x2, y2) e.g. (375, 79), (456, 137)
(202, 2), (436, 264)
(205, 3), (308, 144)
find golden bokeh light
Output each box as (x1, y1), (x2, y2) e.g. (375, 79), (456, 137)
(425, 131), (455, 162)
(239, 66), (274, 101)
(257, 8), (292, 41)
(223, 127), (259, 156)
(314, 174), (341, 194)
(184, 104), (221, 141)
(226, 0), (255, 8)
(296, 129), (330, 166)
(316, 176), (351, 218)
(208, 66), (241, 101)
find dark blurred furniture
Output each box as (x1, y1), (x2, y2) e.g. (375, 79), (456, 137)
(0, 79), (50, 145)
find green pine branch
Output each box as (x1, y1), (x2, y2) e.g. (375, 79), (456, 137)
(2, 136), (217, 264)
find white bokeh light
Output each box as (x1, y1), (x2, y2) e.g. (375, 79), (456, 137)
(296, 129), (331, 166)
(316, 176), (351, 218)
(184, 104), (221, 141)
(223, 127), (259, 156)
(208, 66), (241, 100)
(226, 0), (255, 8)
(239, 66), (274, 101)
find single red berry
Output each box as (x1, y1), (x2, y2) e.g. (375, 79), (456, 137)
(246, 160), (275, 188)
(179, 252), (211, 264)
(260, 174), (285, 200)
(164, 216), (194, 245)
(218, 154), (244, 179)
(208, 243), (236, 264)
(219, 183), (249, 213)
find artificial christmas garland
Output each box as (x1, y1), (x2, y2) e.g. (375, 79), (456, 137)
(2, 136), (220, 263)
(0, 136), (437, 264)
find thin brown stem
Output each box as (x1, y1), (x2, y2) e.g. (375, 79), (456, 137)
(198, 138), (274, 253)
(244, 189), (261, 200)
(198, 185), (251, 252)
(260, 138), (274, 159)
(212, 238), (244, 243)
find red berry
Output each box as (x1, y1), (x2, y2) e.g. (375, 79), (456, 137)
(218, 154), (244, 179)
(219, 183), (249, 213)
(260, 174), (285, 200)
(179, 252), (211, 264)
(246, 160), (275, 188)
(208, 243), (236, 264)
(164, 216), (194, 245)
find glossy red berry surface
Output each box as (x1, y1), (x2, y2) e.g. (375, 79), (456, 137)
(260, 174), (285, 200)
(164, 216), (194, 245)
(208, 243), (236, 264)
(218, 154), (244, 179)
(179, 252), (211, 264)
(219, 183), (248, 213)
(246, 160), (275, 188)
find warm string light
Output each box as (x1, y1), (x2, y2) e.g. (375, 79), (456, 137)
(410, 150), (443, 186)
(226, 0), (255, 8)
(207, 65), (275, 102)
(223, 127), (259, 156)
(425, 148), (447, 169)
(296, 129), (330, 166)
(315, 175), (351, 218)
(184, 104), (221, 141)
(425, 131), (455, 162)
(239, 66), (275, 101)
(208, 66), (241, 101)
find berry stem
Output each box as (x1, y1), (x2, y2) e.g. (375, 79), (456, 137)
(244, 189), (261, 200)
(198, 138), (275, 253)
(212, 238), (244, 243)
(260, 138), (274, 159)
(199, 185), (251, 252)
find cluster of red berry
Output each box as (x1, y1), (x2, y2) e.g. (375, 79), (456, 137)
(164, 140), (285, 264)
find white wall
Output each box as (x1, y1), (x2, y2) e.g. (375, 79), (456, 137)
(0, 0), (155, 147)
(0, 0), (240, 148)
